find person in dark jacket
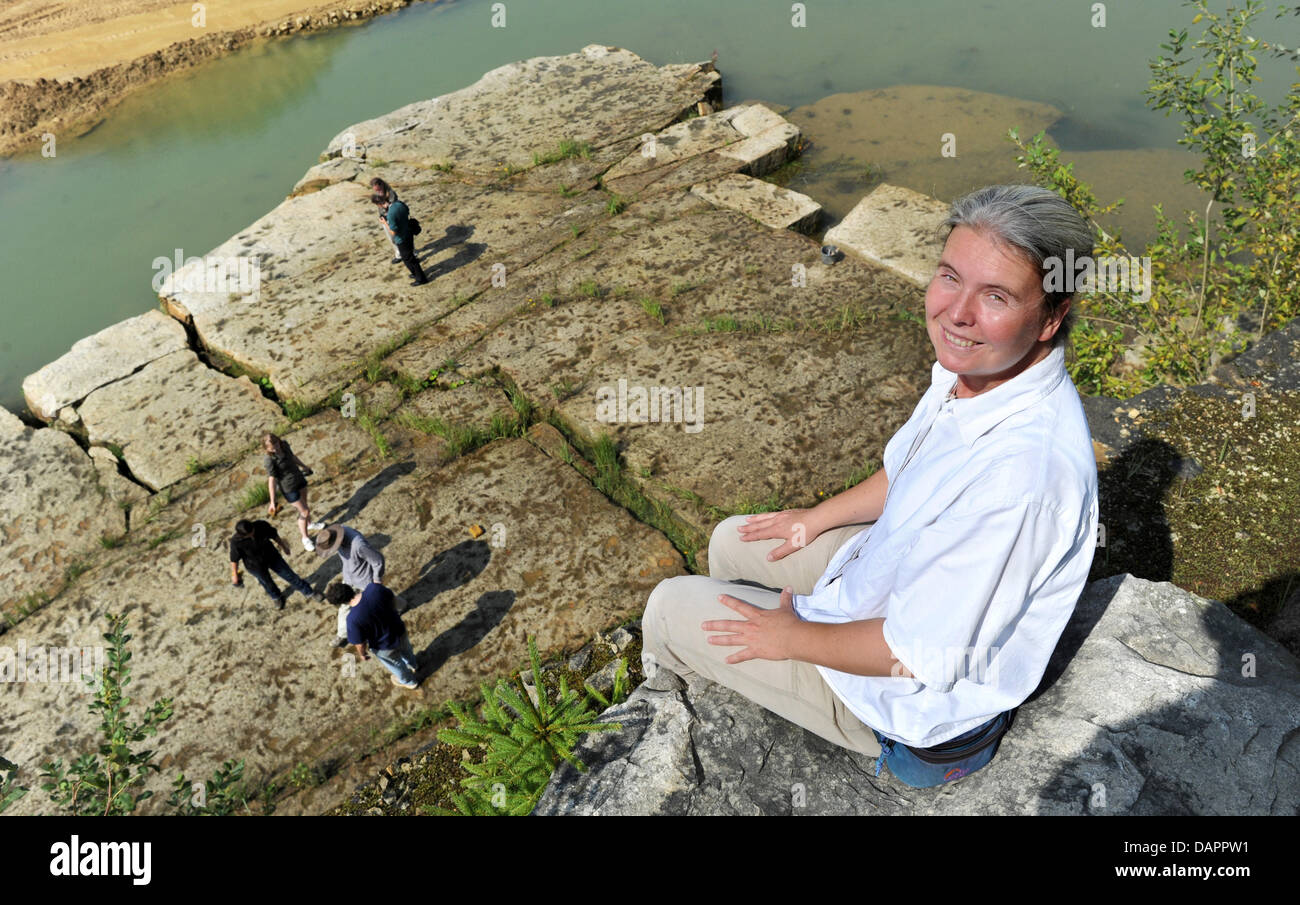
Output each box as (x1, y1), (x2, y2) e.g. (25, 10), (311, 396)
(229, 519), (320, 608)
(333, 581), (421, 688)
(370, 178), (402, 263)
(375, 193), (427, 285)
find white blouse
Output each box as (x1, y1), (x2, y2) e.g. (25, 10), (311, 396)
(793, 343), (1099, 748)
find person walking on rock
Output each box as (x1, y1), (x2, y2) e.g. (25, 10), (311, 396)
(229, 518), (320, 609)
(375, 192), (427, 286)
(315, 524), (386, 648)
(264, 433), (324, 552)
(334, 581), (421, 689)
(370, 177), (402, 264)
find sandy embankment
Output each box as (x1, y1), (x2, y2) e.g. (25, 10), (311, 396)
(0, 0), (424, 156)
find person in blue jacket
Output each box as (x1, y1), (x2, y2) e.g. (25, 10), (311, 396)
(375, 191), (427, 285)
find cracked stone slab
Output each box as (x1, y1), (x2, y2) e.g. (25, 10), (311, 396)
(0, 407), (129, 610)
(0, 436), (686, 814)
(433, 195), (933, 535)
(690, 173), (821, 233)
(76, 349), (284, 491)
(164, 179), (610, 406)
(548, 329), (932, 537)
(603, 106), (753, 182)
(21, 310), (190, 422)
(537, 575), (1300, 815)
(823, 183), (952, 286)
(603, 104), (802, 197)
(319, 45), (720, 173)
(716, 121), (801, 177)
(118, 408), (383, 553)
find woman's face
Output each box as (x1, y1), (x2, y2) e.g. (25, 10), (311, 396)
(924, 225), (1067, 396)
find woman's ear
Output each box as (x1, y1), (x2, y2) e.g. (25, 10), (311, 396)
(1039, 295), (1071, 342)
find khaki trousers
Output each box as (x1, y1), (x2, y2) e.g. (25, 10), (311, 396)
(642, 514), (882, 757)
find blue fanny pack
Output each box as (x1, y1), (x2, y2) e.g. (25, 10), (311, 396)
(872, 710), (1014, 787)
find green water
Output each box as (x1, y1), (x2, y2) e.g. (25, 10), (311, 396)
(0, 0), (1286, 411)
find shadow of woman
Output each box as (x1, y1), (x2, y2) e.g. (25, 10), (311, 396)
(1089, 437), (1190, 585)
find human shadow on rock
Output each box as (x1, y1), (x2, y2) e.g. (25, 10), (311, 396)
(415, 590), (516, 678)
(417, 224), (474, 259)
(400, 539), (492, 613)
(317, 461), (416, 526)
(421, 238), (486, 281)
(1090, 437), (1185, 585)
(1027, 438), (1182, 707)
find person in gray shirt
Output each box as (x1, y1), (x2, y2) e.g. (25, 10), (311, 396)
(315, 524), (387, 646)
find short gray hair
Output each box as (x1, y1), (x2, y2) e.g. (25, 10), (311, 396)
(941, 184), (1093, 347)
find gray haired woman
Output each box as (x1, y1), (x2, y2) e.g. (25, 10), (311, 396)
(642, 184), (1100, 788)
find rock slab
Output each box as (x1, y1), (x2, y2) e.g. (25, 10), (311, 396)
(535, 574), (1300, 815)
(823, 183), (951, 286)
(690, 173), (821, 233)
(76, 349), (283, 490)
(22, 310), (189, 422)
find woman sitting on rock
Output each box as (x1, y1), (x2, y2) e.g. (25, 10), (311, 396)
(642, 184), (1100, 788)
(263, 432), (325, 552)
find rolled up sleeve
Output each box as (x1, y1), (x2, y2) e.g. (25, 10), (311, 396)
(882, 498), (1066, 692)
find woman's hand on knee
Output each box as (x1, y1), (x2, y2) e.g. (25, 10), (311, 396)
(735, 508), (820, 562)
(703, 587), (798, 663)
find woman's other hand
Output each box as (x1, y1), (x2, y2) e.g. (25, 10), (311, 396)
(736, 508), (821, 562)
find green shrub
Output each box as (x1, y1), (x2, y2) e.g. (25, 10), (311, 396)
(41, 615), (174, 815)
(41, 615), (248, 816)
(169, 759), (249, 815)
(433, 638), (620, 815)
(0, 756), (27, 814)
(1009, 0), (1299, 396)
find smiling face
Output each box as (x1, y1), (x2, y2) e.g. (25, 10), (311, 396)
(925, 224), (1069, 397)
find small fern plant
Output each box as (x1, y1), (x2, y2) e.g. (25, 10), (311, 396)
(435, 637), (621, 815)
